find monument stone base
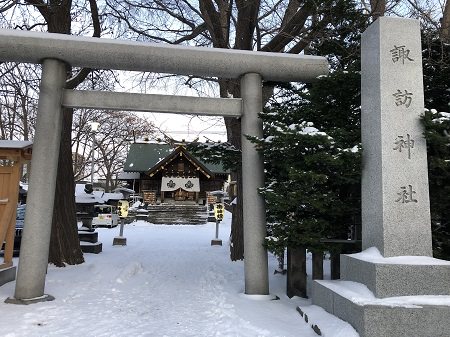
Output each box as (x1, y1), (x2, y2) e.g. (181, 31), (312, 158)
(311, 280), (450, 337)
(340, 249), (450, 298)
(0, 266), (16, 286)
(311, 250), (450, 337)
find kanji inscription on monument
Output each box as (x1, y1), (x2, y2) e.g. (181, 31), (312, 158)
(393, 134), (414, 159)
(390, 45), (414, 64)
(395, 185), (418, 203)
(392, 89), (413, 107)
(361, 18), (432, 257)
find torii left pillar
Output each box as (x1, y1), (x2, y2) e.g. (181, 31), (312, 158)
(241, 73), (269, 295)
(6, 59), (66, 304)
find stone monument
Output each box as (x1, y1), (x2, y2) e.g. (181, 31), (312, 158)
(310, 17), (450, 337)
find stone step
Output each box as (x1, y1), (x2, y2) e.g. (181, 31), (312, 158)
(147, 206), (207, 212)
(80, 242), (102, 254)
(78, 231), (98, 243)
(340, 253), (450, 298)
(148, 216), (208, 223)
(142, 204), (209, 225)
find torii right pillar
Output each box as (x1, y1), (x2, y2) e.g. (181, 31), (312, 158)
(310, 17), (450, 337)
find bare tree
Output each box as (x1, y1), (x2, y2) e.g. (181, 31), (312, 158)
(0, 63), (40, 141)
(1, 0), (103, 266)
(72, 108), (156, 189)
(95, 111), (156, 190)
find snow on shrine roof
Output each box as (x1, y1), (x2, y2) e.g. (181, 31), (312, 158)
(0, 140), (33, 149)
(117, 171), (140, 180)
(123, 142), (227, 175)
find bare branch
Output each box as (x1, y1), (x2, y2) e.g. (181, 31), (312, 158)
(0, 0), (18, 13)
(261, 2), (311, 52)
(234, 0), (260, 50)
(369, 0), (386, 19)
(24, 0), (50, 21)
(65, 0), (101, 89)
(199, 0), (229, 47)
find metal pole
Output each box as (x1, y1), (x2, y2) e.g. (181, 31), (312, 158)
(119, 219), (124, 237)
(90, 131), (95, 185)
(12, 59), (66, 302)
(240, 73), (269, 295)
(113, 218), (127, 246)
(215, 221), (219, 239)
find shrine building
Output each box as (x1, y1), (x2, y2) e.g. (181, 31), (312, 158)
(120, 142), (228, 205)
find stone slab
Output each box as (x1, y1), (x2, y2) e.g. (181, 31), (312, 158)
(0, 266), (16, 286)
(80, 242), (102, 254)
(340, 253), (450, 298)
(312, 280), (450, 337)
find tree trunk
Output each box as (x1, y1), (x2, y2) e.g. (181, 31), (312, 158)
(330, 251), (341, 280)
(34, 0), (100, 266)
(286, 246), (307, 298)
(48, 107), (84, 266)
(442, 1), (450, 43)
(369, 0), (385, 19)
(220, 79), (246, 261)
(312, 251), (324, 280)
(229, 168), (244, 260)
(46, 1), (82, 267)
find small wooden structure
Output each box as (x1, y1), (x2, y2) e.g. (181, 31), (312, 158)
(0, 140), (32, 285)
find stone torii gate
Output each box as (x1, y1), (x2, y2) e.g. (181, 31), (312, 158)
(0, 29), (328, 303)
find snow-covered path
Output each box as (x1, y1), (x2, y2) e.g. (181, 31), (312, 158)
(0, 212), (356, 337)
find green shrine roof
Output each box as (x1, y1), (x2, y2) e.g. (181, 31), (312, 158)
(123, 143), (227, 175)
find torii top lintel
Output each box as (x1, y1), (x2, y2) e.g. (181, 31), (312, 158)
(0, 29), (328, 82)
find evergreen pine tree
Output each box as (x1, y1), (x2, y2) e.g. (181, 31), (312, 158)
(421, 30), (450, 260)
(252, 2), (367, 258)
(254, 70), (362, 257)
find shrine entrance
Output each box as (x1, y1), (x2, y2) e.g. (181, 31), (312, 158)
(174, 189), (193, 202)
(0, 28), (328, 303)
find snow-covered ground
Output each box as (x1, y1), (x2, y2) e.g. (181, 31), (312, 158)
(0, 211), (358, 337)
